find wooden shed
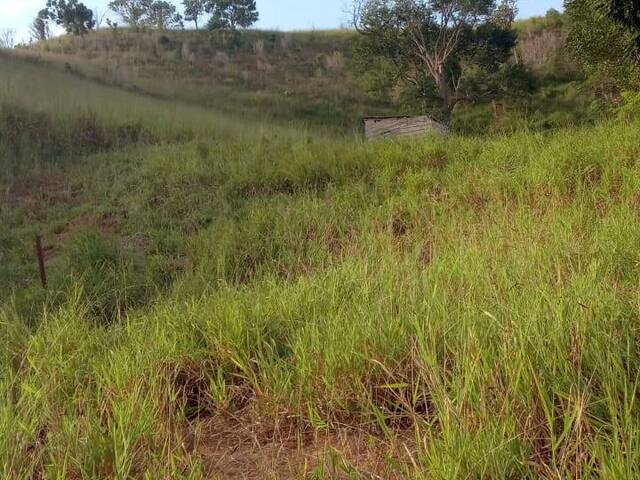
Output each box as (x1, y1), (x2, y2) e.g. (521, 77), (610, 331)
(363, 115), (449, 140)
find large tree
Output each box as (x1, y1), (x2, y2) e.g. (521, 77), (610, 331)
(353, 0), (517, 116)
(183, 0), (207, 29)
(206, 0), (259, 30)
(41, 0), (95, 35)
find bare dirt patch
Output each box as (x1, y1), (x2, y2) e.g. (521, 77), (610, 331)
(56, 212), (122, 239)
(191, 413), (416, 480)
(3, 175), (83, 208)
(40, 212), (124, 265)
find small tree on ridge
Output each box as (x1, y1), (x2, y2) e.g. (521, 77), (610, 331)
(108, 0), (150, 30)
(30, 15), (51, 42)
(183, 0), (207, 29)
(147, 1), (183, 29)
(41, 0), (96, 35)
(206, 0), (259, 31)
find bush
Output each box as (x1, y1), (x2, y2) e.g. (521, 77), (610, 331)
(617, 90), (640, 119)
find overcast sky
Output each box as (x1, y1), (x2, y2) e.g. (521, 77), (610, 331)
(0, 0), (565, 44)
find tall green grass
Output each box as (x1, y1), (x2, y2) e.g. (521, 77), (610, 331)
(3, 53), (640, 478)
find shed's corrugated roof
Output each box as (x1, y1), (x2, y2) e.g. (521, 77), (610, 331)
(362, 116), (417, 120)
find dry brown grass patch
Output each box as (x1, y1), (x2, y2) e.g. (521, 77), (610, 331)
(193, 412), (415, 480)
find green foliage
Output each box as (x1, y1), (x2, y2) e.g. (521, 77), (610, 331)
(183, 0), (207, 29)
(41, 0), (95, 36)
(604, 0), (640, 54)
(493, 0), (518, 28)
(147, 0), (183, 29)
(353, 0), (518, 117)
(108, 0), (148, 29)
(616, 89), (640, 119)
(205, 0), (259, 31)
(566, 0), (640, 93)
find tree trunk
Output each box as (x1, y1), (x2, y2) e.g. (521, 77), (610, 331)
(435, 75), (450, 108)
(433, 70), (456, 115)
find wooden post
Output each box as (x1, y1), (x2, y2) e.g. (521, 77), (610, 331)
(35, 235), (47, 289)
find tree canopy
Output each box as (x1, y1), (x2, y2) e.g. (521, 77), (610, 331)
(206, 0), (259, 31)
(566, 0), (639, 93)
(603, 0), (640, 55)
(108, 0), (149, 29)
(353, 0), (519, 117)
(147, 1), (183, 29)
(183, 0), (207, 29)
(40, 0), (95, 36)
(108, 0), (184, 30)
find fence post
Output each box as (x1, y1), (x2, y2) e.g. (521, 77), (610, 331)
(35, 235), (47, 289)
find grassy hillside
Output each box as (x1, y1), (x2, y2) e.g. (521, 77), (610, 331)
(8, 18), (605, 135)
(3, 44), (640, 479)
(10, 29), (393, 133)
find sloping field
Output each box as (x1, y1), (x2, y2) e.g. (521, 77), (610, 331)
(9, 29), (392, 132)
(3, 53), (640, 478)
